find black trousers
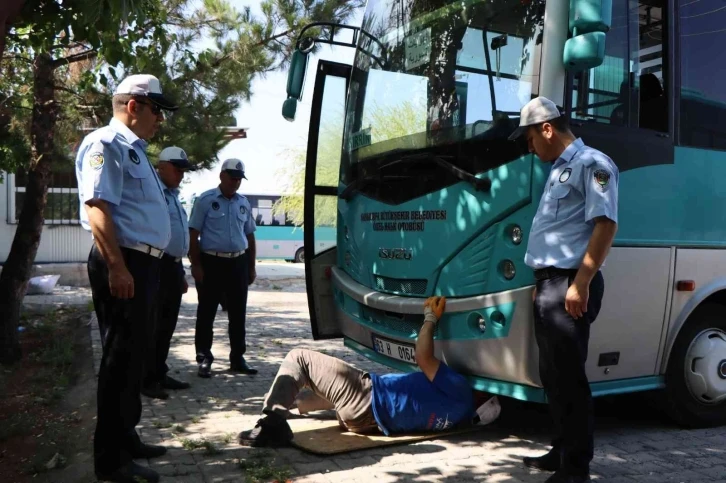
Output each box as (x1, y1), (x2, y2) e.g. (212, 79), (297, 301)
(145, 255), (184, 385)
(195, 252), (249, 364)
(533, 270), (604, 476)
(88, 244), (161, 474)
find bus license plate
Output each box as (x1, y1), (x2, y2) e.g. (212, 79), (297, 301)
(372, 335), (416, 364)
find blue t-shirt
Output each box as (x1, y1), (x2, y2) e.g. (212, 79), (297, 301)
(370, 363), (475, 435)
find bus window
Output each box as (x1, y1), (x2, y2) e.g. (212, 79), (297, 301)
(679, 0), (726, 150)
(571, 0), (667, 133)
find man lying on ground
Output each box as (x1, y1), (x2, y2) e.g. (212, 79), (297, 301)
(239, 296), (501, 447)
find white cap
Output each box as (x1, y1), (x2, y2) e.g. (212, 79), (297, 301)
(221, 158), (247, 179)
(113, 74), (178, 111)
(159, 146), (195, 170)
(508, 96), (563, 140)
(474, 396), (501, 426)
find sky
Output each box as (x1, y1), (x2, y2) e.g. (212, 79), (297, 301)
(179, 0), (363, 203)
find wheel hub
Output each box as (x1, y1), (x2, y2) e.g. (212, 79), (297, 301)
(685, 329), (726, 404)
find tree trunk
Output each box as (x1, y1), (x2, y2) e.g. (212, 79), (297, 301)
(0, 52), (56, 365)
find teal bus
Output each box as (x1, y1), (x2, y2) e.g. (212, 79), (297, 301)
(283, 0), (726, 427)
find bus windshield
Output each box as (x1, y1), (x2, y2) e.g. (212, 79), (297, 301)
(342, 0), (546, 196)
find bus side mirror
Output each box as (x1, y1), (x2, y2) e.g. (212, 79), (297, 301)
(282, 49), (309, 122)
(563, 0), (612, 71)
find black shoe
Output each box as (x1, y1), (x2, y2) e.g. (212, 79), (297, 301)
(230, 358), (258, 375)
(198, 360), (212, 378)
(96, 461), (160, 483)
(130, 442), (167, 459)
(523, 449), (561, 472)
(141, 382), (169, 400)
(162, 375), (191, 390)
(238, 414), (293, 448)
(544, 471), (591, 483)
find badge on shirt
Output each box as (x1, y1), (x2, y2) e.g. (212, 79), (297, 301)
(129, 150), (140, 165)
(559, 168), (571, 183)
(88, 152), (104, 170)
(594, 169), (611, 190)
(212, 201), (220, 210)
(239, 205), (246, 215)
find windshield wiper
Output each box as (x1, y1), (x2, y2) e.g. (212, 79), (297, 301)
(339, 174), (408, 201)
(380, 153), (492, 193)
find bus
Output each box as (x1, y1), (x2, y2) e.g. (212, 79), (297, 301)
(282, 0), (726, 427)
(188, 192), (336, 263)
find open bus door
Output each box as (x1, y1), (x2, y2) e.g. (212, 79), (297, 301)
(303, 60), (352, 340)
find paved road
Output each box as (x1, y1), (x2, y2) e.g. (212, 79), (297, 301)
(72, 282), (725, 482)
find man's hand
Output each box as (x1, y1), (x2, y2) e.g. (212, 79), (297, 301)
(109, 263), (134, 299)
(182, 277), (189, 294)
(191, 264), (204, 284)
(565, 280), (588, 319)
(424, 296), (446, 324)
(248, 265), (256, 286)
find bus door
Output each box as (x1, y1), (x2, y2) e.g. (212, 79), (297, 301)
(304, 60), (351, 339)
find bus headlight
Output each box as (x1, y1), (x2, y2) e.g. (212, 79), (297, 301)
(508, 225), (522, 245)
(499, 259), (516, 280)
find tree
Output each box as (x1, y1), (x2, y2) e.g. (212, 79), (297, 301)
(274, 101), (424, 227)
(0, 0), (363, 365)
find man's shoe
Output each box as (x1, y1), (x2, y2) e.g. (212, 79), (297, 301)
(162, 375), (191, 390)
(544, 471), (591, 483)
(130, 442), (167, 459)
(523, 450), (561, 472)
(230, 358), (258, 375)
(198, 360), (212, 378)
(96, 461), (160, 483)
(238, 414), (293, 448)
(141, 382), (169, 400)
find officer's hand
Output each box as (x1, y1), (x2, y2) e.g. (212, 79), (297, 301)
(248, 266), (256, 286)
(565, 281), (589, 319)
(191, 264), (204, 284)
(423, 296), (446, 324)
(109, 264), (134, 299)
(182, 277), (189, 294)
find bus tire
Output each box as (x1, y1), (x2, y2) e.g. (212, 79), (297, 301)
(294, 248), (305, 263)
(663, 303), (726, 428)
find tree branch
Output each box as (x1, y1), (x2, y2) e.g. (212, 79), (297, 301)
(52, 49), (98, 68)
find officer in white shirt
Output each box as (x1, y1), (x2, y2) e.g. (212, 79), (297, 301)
(76, 74), (177, 483)
(509, 97), (619, 483)
(188, 159), (257, 378)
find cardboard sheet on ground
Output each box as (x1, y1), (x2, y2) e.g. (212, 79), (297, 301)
(288, 417), (485, 455)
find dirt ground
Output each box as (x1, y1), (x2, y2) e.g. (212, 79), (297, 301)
(0, 307), (97, 483)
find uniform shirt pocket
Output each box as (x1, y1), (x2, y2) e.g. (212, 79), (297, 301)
(206, 208), (226, 231)
(542, 184), (572, 220)
(125, 159), (151, 199)
(236, 209), (249, 233)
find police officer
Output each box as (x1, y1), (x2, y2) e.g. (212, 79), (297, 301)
(76, 74), (178, 483)
(141, 146), (195, 400)
(509, 97), (618, 483)
(188, 158), (257, 378)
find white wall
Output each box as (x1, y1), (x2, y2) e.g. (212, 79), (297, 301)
(0, 173), (93, 263)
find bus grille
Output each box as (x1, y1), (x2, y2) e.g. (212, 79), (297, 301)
(374, 275), (427, 295)
(362, 306), (438, 339)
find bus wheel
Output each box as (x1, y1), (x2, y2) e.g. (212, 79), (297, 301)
(294, 248), (305, 263)
(663, 303), (726, 428)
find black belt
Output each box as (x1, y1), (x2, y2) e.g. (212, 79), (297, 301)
(533, 267), (578, 281)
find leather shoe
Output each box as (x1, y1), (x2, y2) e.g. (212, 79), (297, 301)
(130, 442), (167, 459)
(162, 375), (191, 390)
(523, 450), (561, 472)
(96, 461), (160, 483)
(141, 382), (169, 400)
(230, 358), (258, 375)
(545, 470), (591, 483)
(198, 360), (212, 378)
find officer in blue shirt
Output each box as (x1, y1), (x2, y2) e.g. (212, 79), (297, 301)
(509, 97), (619, 483)
(76, 74), (178, 483)
(141, 146), (196, 400)
(237, 296), (502, 447)
(188, 158), (257, 378)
